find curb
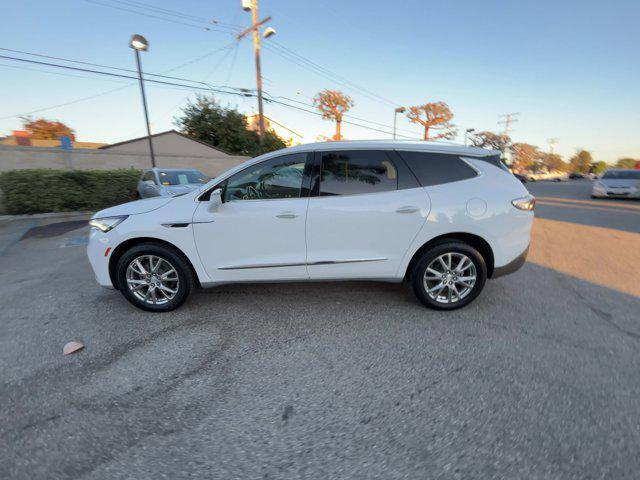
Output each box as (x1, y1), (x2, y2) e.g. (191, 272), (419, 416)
(0, 211), (94, 222)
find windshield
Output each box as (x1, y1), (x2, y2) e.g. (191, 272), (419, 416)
(158, 170), (209, 186)
(602, 170), (640, 180)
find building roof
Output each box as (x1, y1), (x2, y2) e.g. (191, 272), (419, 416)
(100, 130), (231, 155)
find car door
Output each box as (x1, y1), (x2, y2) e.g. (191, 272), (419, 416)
(306, 150), (430, 280)
(192, 152), (312, 283)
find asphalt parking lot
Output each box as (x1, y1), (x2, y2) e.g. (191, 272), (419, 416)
(1, 180), (639, 479)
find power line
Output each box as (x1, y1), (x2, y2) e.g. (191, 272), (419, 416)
(0, 46), (238, 86)
(0, 53), (419, 139)
(269, 40), (398, 107)
(82, 0), (237, 34)
(83, 0), (401, 112)
(263, 92), (420, 136)
(0, 43), (240, 120)
(262, 42), (397, 108)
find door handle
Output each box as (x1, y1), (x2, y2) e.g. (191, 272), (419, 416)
(276, 212), (298, 219)
(396, 206), (419, 214)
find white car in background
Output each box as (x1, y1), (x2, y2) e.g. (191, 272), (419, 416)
(137, 168), (209, 198)
(88, 141), (534, 312)
(592, 169), (640, 199)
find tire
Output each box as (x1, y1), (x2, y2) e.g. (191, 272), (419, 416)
(411, 241), (487, 310)
(115, 242), (194, 312)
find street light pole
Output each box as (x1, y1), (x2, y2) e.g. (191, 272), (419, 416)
(393, 107), (406, 139)
(130, 34), (156, 168)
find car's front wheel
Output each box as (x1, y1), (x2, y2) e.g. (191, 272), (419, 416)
(411, 241), (487, 310)
(115, 243), (194, 312)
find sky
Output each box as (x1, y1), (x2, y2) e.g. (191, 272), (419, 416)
(1, 0), (639, 163)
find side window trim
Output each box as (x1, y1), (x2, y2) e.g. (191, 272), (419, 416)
(198, 152), (314, 202)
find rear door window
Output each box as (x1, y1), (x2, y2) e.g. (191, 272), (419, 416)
(397, 151), (477, 187)
(319, 150), (398, 196)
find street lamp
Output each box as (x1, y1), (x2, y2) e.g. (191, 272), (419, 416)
(393, 107), (406, 140)
(464, 128), (475, 146)
(130, 34), (156, 168)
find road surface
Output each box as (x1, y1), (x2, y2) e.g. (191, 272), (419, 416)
(1, 180), (639, 479)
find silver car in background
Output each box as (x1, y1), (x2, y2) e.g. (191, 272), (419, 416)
(137, 168), (210, 198)
(592, 169), (640, 199)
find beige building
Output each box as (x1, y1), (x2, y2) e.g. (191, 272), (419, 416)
(100, 130), (233, 156)
(245, 114), (303, 145)
(0, 130), (105, 149)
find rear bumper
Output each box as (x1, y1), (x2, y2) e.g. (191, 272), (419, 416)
(491, 245), (529, 278)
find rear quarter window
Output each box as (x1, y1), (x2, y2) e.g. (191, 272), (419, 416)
(397, 151), (478, 187)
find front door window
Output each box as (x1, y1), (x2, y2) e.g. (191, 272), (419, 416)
(225, 153), (306, 201)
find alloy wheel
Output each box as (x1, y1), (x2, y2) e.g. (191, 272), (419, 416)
(423, 252), (477, 305)
(125, 255), (180, 305)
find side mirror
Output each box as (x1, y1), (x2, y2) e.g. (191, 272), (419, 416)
(207, 188), (223, 212)
(144, 180), (156, 187)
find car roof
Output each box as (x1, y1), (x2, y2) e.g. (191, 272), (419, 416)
(281, 140), (499, 157)
(605, 168), (637, 172)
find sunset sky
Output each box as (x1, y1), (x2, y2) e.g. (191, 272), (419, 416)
(1, 0), (638, 163)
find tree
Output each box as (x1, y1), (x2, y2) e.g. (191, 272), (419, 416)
(616, 157), (637, 169)
(569, 150), (593, 174)
(21, 116), (76, 141)
(541, 153), (569, 172)
(592, 161), (608, 175)
(313, 90), (354, 141)
(469, 131), (511, 155)
(406, 101), (456, 140)
(510, 143), (541, 173)
(175, 95), (285, 156)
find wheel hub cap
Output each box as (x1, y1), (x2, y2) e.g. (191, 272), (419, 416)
(423, 252), (477, 304)
(125, 255), (179, 305)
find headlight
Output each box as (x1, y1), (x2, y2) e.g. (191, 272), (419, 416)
(89, 215), (128, 232)
(511, 195), (535, 211)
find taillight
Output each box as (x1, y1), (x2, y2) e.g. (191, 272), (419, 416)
(511, 195), (535, 211)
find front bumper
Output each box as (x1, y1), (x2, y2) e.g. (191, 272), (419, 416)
(492, 245), (529, 278)
(87, 228), (117, 288)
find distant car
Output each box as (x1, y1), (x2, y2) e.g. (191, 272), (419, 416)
(554, 175), (569, 182)
(137, 168), (209, 198)
(569, 172), (586, 179)
(592, 169), (640, 199)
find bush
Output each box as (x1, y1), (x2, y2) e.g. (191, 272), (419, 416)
(0, 169), (141, 214)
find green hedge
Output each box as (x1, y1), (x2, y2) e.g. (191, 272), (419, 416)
(0, 169), (142, 214)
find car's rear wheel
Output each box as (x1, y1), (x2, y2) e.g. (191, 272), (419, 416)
(116, 243), (193, 312)
(411, 241), (487, 310)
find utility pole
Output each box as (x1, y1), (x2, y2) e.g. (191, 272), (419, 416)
(547, 137), (558, 154)
(498, 112), (519, 136)
(238, 1), (275, 145)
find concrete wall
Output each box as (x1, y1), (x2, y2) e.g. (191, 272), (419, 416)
(0, 145), (249, 176)
(0, 145), (250, 214)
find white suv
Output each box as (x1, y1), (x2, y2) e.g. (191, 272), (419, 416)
(87, 141), (534, 312)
